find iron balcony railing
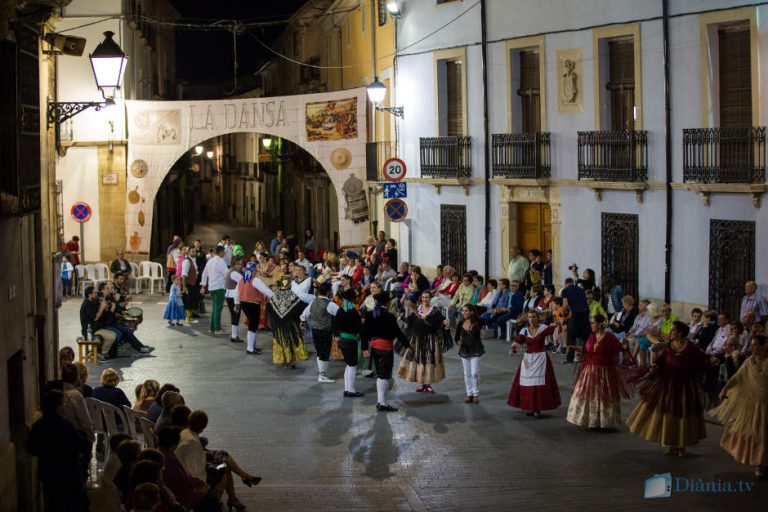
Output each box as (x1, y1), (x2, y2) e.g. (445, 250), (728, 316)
(366, 141), (397, 181)
(683, 127), (766, 184)
(420, 136), (472, 178)
(577, 130), (648, 182)
(491, 132), (551, 179)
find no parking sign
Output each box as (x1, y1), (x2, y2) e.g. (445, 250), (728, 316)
(71, 202), (92, 222)
(384, 198), (408, 223)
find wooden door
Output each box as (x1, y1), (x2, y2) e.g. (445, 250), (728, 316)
(516, 203), (552, 254)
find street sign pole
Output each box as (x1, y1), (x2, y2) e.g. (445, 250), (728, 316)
(80, 222), (85, 263)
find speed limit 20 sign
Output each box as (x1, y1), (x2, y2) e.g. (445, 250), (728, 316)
(382, 157), (406, 182)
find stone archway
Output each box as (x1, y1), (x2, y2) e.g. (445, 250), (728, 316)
(124, 88), (369, 254)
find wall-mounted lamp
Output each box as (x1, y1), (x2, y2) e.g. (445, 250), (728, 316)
(262, 137), (273, 149)
(194, 145), (203, 156)
(47, 31), (128, 126)
(366, 77), (404, 118)
(386, 1), (401, 17)
(205, 150), (214, 159)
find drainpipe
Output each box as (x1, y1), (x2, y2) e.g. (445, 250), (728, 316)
(663, 0), (672, 303)
(480, 0), (490, 279)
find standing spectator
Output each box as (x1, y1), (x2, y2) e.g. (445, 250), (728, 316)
(383, 239), (398, 269)
(28, 391), (91, 512)
(60, 363), (95, 444)
(304, 228), (317, 261)
(270, 230), (284, 257)
(523, 250), (543, 290)
(165, 239), (181, 293)
(93, 368), (132, 409)
(541, 250), (553, 287)
(507, 246), (528, 286)
(374, 231), (387, 262)
(61, 255), (74, 298)
(66, 235), (81, 265)
(741, 281), (768, 325)
(201, 246), (228, 335)
(181, 248), (199, 323)
(561, 278), (590, 363)
(193, 240), (207, 315)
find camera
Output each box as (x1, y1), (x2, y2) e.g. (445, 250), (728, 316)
(568, 263), (578, 271)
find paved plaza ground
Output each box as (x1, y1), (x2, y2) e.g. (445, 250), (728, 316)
(58, 292), (766, 512)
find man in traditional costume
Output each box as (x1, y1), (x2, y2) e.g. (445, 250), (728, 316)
(361, 291), (408, 411)
(332, 288), (365, 397)
(300, 281), (337, 383)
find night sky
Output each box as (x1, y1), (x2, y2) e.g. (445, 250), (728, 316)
(170, 0), (309, 87)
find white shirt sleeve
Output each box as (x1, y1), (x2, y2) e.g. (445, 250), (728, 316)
(326, 301), (339, 316)
(250, 277), (274, 299)
(291, 279), (315, 304)
(300, 302), (312, 322)
(181, 259), (191, 278)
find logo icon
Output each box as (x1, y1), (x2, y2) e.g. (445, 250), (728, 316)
(644, 473), (672, 499)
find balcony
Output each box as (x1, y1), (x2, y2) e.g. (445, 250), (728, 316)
(491, 132), (551, 179)
(365, 141), (397, 181)
(419, 136), (472, 179)
(577, 130), (648, 182)
(683, 127), (766, 184)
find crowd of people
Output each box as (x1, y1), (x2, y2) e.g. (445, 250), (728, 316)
(30, 346), (261, 512)
(40, 229), (768, 510)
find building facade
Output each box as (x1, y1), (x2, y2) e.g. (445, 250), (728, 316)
(394, 0), (766, 317)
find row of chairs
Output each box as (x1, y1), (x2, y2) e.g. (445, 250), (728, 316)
(75, 262), (166, 296)
(85, 397), (158, 452)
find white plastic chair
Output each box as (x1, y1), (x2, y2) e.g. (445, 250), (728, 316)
(128, 262), (141, 294)
(505, 319), (517, 343)
(139, 416), (158, 449)
(138, 261), (164, 294)
(92, 263), (111, 288)
(100, 401), (128, 435)
(76, 264), (94, 296)
(85, 398), (106, 434)
(122, 405), (145, 445)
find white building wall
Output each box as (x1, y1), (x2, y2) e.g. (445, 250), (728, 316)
(395, 0), (767, 307)
(57, 148), (101, 262)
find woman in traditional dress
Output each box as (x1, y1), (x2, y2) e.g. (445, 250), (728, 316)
(566, 314), (632, 429)
(626, 321), (720, 456)
(507, 311), (561, 417)
(396, 291), (453, 394)
(252, 275), (310, 369)
(711, 334), (768, 478)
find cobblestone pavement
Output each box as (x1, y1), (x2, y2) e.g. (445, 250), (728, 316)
(59, 296), (766, 511)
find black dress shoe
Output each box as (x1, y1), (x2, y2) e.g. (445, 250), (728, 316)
(343, 391), (364, 398)
(246, 350), (258, 355)
(231, 337), (243, 343)
(376, 404), (398, 412)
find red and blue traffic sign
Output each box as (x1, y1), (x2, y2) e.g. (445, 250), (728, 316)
(71, 202), (92, 223)
(384, 198), (408, 223)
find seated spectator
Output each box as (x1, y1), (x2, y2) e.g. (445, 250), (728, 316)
(687, 307), (704, 341)
(694, 310), (718, 351)
(127, 460), (180, 511)
(376, 261), (396, 286)
(538, 285), (555, 311)
(294, 251), (312, 274)
(146, 384), (180, 423)
(626, 302), (662, 368)
(706, 312), (732, 356)
(110, 250), (132, 277)
(469, 275), (486, 305)
(360, 265), (375, 288)
(658, 303), (680, 342)
(429, 265), (447, 293)
(28, 390), (91, 512)
(129, 482), (161, 512)
(585, 290), (607, 320)
(477, 279), (498, 310)
(113, 439), (142, 501)
(607, 295), (637, 340)
(479, 279), (515, 331)
(74, 362), (93, 398)
(523, 285), (543, 313)
(724, 320), (749, 378)
(103, 432), (132, 485)
(176, 411), (261, 511)
(157, 426), (223, 512)
(403, 266), (430, 304)
(447, 274), (476, 325)
(155, 391), (184, 431)
(171, 404), (192, 428)
(134, 379), (160, 413)
(93, 368), (131, 410)
(432, 272), (461, 309)
(60, 363), (95, 444)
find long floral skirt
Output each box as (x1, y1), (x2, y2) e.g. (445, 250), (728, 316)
(566, 364), (624, 429)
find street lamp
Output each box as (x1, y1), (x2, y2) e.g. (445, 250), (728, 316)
(262, 137), (272, 149)
(194, 145), (203, 156)
(47, 31), (128, 126)
(386, 1), (401, 16)
(206, 150), (214, 159)
(366, 77), (404, 118)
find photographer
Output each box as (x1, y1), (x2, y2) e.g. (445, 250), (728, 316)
(80, 286), (154, 356)
(561, 278), (590, 363)
(569, 263), (598, 294)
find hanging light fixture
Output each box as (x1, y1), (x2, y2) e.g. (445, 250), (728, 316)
(194, 145), (204, 155)
(366, 77), (403, 118)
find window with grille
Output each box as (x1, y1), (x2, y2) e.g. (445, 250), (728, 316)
(440, 205), (467, 275)
(601, 213), (639, 300)
(709, 220), (755, 320)
(378, 0), (388, 26)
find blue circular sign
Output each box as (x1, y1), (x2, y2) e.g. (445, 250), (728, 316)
(384, 198), (408, 223)
(71, 202), (92, 223)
